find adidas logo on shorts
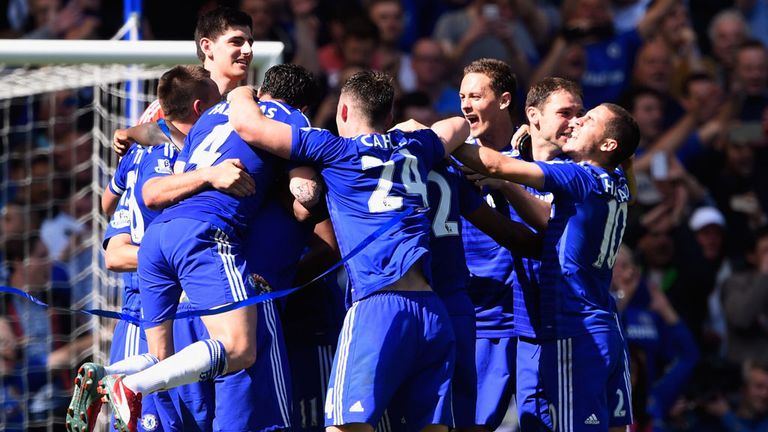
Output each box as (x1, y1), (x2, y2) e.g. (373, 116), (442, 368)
(584, 414), (600, 425)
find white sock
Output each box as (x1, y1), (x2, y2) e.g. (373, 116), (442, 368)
(122, 339), (227, 395)
(105, 353), (158, 375)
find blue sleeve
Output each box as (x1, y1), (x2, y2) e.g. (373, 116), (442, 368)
(409, 129), (445, 170)
(103, 202), (131, 250)
(535, 161), (593, 201)
(139, 145), (176, 184)
(288, 111), (311, 128)
(109, 152), (132, 195)
(457, 175), (483, 215)
(647, 320), (699, 419)
(290, 126), (347, 166)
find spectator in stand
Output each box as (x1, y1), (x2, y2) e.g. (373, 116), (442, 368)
(394, 91), (439, 126)
(432, 0), (553, 86)
(20, 0), (100, 40)
(533, 0), (677, 109)
(735, 0), (768, 47)
(408, 38), (462, 117)
(240, 0), (296, 63)
(2, 235), (72, 422)
(707, 9), (750, 89)
(680, 207), (733, 357)
(367, 0), (416, 94)
(733, 40), (768, 122)
(657, 1), (707, 97)
(317, 10), (378, 87)
(612, 244), (699, 431)
(721, 226), (768, 365)
(702, 360), (768, 431)
(709, 124), (768, 256)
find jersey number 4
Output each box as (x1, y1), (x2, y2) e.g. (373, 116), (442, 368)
(187, 123), (234, 168)
(361, 149), (427, 213)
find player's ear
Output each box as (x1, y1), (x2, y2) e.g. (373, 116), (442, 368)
(193, 99), (204, 116)
(340, 103), (349, 122)
(499, 91), (512, 112)
(200, 37), (214, 59)
(600, 138), (618, 152)
(526, 106), (539, 127)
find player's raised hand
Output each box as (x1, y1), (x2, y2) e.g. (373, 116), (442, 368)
(207, 159), (256, 197)
(112, 128), (134, 156)
(391, 119), (429, 133)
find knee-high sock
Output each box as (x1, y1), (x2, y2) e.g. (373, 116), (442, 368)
(105, 353), (158, 375)
(123, 339), (227, 395)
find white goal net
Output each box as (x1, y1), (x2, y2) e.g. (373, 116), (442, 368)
(0, 42), (280, 431)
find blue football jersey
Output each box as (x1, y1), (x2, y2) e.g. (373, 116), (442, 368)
(154, 100), (282, 238)
(131, 143), (177, 244)
(509, 155), (562, 339)
(103, 199), (141, 316)
(534, 160), (630, 337)
(244, 101), (313, 292)
(459, 139), (517, 338)
(104, 145), (147, 317)
(290, 127), (444, 304)
(426, 161), (482, 300)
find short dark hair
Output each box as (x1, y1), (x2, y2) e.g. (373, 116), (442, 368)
(738, 39), (768, 55)
(260, 64), (319, 110)
(526, 77), (583, 110)
(194, 7), (253, 62)
(464, 58), (517, 116)
(602, 103), (640, 166)
(341, 70), (395, 127)
(157, 65), (214, 121)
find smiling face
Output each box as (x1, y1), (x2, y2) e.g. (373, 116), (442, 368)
(562, 105), (614, 160)
(459, 72), (510, 140)
(528, 89), (584, 150)
(202, 25), (254, 87)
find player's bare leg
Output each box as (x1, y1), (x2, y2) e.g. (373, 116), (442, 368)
(200, 303), (258, 371)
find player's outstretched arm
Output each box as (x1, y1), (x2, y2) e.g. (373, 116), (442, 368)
(464, 201), (543, 258)
(143, 159), (256, 210)
(430, 116), (470, 155)
(453, 143), (545, 189)
(228, 86), (293, 159)
(105, 233), (139, 272)
(463, 170), (550, 231)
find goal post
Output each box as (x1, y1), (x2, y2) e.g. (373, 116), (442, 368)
(0, 39), (282, 431)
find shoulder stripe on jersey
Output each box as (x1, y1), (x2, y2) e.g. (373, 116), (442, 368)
(271, 100), (292, 115)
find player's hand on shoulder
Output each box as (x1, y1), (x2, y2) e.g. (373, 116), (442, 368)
(390, 119), (429, 133)
(226, 85), (257, 103)
(512, 124), (530, 150)
(112, 128), (134, 156)
(207, 158), (256, 197)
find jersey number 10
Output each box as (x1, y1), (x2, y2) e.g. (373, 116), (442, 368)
(593, 200), (627, 268)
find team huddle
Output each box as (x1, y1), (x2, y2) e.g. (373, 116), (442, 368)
(65, 6), (640, 432)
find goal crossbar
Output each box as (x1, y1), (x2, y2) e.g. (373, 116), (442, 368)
(0, 39), (283, 67)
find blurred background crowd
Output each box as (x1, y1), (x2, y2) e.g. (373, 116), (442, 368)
(1, 0), (768, 431)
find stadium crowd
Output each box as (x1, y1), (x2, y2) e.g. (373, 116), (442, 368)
(1, 0), (768, 431)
